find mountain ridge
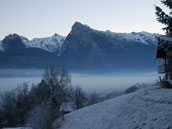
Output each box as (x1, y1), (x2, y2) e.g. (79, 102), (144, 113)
(59, 22), (158, 71)
(0, 34), (60, 68)
(0, 22), (159, 53)
(0, 22), (160, 71)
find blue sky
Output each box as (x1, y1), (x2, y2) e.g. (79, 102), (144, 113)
(0, 0), (167, 40)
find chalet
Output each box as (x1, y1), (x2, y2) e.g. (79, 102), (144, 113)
(59, 102), (75, 120)
(60, 102), (75, 114)
(156, 35), (172, 88)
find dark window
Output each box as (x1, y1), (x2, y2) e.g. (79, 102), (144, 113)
(170, 74), (172, 80)
(168, 56), (172, 64)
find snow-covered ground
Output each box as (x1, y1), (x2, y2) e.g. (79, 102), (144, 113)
(56, 86), (172, 129)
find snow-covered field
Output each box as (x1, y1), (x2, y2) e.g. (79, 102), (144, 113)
(56, 86), (172, 129)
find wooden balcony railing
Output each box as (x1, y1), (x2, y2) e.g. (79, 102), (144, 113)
(158, 64), (172, 74)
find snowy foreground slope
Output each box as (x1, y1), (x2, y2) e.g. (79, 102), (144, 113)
(57, 87), (172, 129)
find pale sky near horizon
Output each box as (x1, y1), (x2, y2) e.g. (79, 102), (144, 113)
(0, 0), (169, 40)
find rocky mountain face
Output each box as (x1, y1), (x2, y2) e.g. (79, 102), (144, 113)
(60, 22), (158, 71)
(2, 34), (26, 52)
(0, 22), (159, 71)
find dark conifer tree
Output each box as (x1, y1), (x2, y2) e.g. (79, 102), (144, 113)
(155, 0), (172, 36)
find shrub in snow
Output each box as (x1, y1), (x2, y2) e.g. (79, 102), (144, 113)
(26, 102), (53, 129)
(52, 117), (63, 129)
(125, 86), (139, 94)
(125, 81), (160, 94)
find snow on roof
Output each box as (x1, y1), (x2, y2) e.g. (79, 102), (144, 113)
(60, 102), (75, 112)
(57, 87), (172, 129)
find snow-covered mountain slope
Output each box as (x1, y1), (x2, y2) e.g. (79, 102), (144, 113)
(56, 87), (172, 129)
(104, 30), (159, 45)
(21, 34), (65, 52)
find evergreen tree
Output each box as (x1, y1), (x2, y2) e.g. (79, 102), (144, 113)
(155, 0), (172, 36)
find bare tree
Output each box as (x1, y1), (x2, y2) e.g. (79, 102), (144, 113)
(0, 66), (74, 128)
(74, 85), (86, 109)
(42, 66), (73, 118)
(0, 90), (17, 127)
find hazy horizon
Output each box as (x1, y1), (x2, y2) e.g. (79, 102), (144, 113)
(0, 69), (159, 93)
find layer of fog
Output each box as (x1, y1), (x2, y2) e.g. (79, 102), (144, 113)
(0, 69), (159, 93)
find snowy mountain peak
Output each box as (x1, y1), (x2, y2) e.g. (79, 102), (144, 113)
(22, 34), (65, 52)
(71, 22), (159, 45)
(0, 22), (160, 53)
(0, 33), (65, 52)
(105, 30), (159, 45)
